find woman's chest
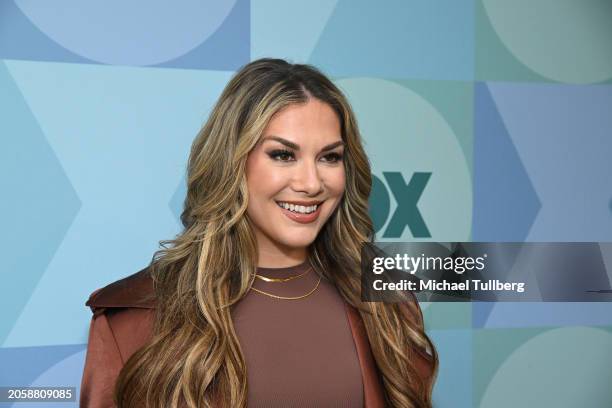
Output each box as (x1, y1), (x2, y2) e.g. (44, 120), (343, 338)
(232, 280), (365, 407)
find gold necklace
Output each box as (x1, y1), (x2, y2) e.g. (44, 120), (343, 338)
(255, 267), (311, 282)
(251, 274), (322, 300)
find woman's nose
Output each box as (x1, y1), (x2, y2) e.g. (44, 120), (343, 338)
(292, 160), (323, 195)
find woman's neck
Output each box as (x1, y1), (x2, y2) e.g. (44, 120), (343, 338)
(256, 246), (308, 268)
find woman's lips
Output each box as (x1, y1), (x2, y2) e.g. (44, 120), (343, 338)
(277, 203), (322, 224)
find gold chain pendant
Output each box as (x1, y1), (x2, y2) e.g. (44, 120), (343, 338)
(255, 267), (311, 282)
(251, 275), (322, 300)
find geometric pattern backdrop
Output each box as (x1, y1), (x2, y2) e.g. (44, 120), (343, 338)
(1, 1), (612, 406)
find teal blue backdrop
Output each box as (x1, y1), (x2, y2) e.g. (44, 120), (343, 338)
(1, 1), (612, 406)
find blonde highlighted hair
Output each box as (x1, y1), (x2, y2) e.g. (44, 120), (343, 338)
(115, 58), (437, 407)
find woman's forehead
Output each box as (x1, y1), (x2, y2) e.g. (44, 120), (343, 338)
(263, 101), (341, 142)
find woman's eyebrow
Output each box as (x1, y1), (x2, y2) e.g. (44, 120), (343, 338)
(262, 135), (344, 151)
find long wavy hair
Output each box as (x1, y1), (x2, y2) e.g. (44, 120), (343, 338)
(114, 58), (438, 407)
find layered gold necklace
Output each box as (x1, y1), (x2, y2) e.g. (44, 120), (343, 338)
(252, 266), (321, 300)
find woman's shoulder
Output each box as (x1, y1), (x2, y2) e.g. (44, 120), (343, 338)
(86, 265), (156, 313)
(81, 266), (157, 406)
(82, 266), (156, 366)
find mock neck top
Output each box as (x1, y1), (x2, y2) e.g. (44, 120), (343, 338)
(232, 260), (364, 407)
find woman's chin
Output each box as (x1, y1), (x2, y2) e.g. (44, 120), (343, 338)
(275, 233), (318, 252)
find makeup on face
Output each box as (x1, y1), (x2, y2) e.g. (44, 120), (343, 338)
(245, 98), (346, 262)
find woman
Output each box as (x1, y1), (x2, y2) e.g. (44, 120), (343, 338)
(81, 58), (438, 407)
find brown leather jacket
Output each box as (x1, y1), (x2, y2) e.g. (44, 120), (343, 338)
(80, 267), (434, 407)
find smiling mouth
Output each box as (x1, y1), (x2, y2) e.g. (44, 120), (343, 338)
(275, 201), (322, 214)
(275, 200), (324, 224)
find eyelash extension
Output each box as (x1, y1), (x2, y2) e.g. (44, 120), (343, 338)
(323, 152), (344, 163)
(267, 149), (295, 161)
(266, 149), (344, 163)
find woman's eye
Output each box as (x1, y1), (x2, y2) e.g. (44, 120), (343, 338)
(268, 149), (295, 162)
(321, 152), (344, 163)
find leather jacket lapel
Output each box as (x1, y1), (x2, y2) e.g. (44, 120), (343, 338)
(344, 303), (386, 408)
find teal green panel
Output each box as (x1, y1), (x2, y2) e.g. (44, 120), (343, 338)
(476, 0), (612, 84)
(422, 302), (472, 331)
(474, 326), (612, 407)
(393, 79), (474, 176)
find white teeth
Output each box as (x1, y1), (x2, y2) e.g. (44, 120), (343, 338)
(277, 202), (319, 214)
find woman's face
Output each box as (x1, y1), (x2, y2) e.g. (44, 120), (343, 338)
(246, 98), (346, 258)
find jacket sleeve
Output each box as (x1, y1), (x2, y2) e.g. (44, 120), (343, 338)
(80, 311), (124, 408)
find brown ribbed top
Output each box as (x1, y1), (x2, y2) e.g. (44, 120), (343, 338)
(232, 260), (364, 407)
